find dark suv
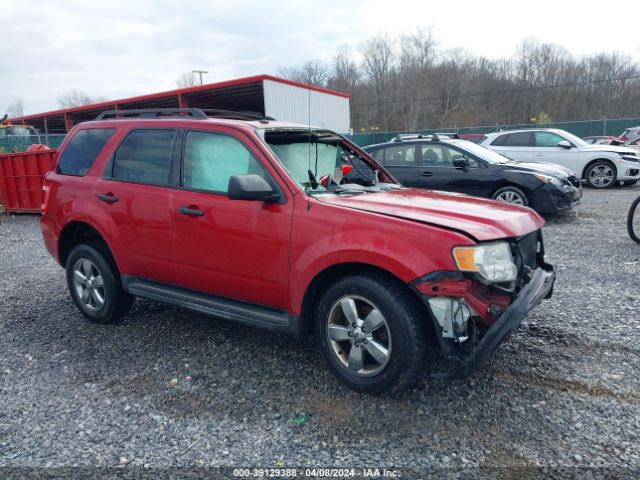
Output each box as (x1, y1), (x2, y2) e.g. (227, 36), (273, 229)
(41, 109), (555, 393)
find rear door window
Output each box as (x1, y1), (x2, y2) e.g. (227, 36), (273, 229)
(503, 132), (534, 147)
(57, 128), (115, 176)
(383, 145), (417, 166)
(111, 129), (177, 186)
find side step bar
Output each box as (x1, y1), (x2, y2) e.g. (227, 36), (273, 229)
(122, 276), (294, 334)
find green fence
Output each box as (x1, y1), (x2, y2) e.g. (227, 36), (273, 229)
(347, 117), (640, 147)
(0, 134), (66, 154)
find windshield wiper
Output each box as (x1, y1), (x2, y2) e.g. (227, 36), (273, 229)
(334, 188), (368, 195)
(307, 170), (318, 189)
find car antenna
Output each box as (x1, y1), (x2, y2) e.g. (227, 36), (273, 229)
(306, 89), (313, 210)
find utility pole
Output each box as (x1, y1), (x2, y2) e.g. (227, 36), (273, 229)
(192, 70), (209, 85)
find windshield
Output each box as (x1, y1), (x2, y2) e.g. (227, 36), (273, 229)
(260, 128), (398, 194)
(455, 140), (514, 164)
(558, 130), (587, 147)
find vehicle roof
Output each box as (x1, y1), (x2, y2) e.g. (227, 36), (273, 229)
(483, 128), (568, 138)
(74, 117), (316, 133)
(363, 138), (469, 150)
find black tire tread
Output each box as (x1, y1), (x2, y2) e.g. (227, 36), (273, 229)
(65, 244), (133, 324)
(314, 271), (427, 394)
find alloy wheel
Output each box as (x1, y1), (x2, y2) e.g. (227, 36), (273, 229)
(326, 295), (392, 377)
(73, 258), (105, 311)
(589, 165), (614, 187)
(495, 189), (525, 205)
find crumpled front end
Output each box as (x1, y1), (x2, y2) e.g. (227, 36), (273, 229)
(412, 229), (555, 378)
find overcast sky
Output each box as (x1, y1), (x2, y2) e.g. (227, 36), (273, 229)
(2, 0), (638, 115)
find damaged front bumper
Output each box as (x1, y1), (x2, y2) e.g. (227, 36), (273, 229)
(414, 264), (555, 379)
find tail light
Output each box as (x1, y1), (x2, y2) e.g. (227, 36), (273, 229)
(41, 181), (51, 214)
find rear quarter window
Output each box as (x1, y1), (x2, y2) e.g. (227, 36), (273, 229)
(57, 128), (116, 176)
(490, 134), (507, 146)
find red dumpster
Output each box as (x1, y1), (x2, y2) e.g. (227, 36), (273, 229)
(0, 149), (57, 213)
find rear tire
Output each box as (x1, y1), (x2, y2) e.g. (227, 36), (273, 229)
(491, 185), (529, 207)
(585, 161), (616, 189)
(314, 273), (427, 394)
(66, 244), (133, 324)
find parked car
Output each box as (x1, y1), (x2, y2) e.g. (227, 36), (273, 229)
(480, 128), (640, 188)
(583, 135), (620, 145)
(41, 108), (555, 394)
(620, 126), (640, 143)
(363, 136), (582, 215)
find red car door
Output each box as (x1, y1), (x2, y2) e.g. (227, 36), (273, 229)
(93, 128), (178, 284)
(171, 128), (292, 309)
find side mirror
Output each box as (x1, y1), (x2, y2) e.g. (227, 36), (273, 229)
(452, 157), (468, 170)
(227, 174), (280, 203)
(557, 140), (572, 149)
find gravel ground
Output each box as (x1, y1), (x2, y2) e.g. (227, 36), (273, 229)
(1, 186), (639, 477)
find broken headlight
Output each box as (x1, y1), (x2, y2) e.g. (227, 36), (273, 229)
(453, 241), (517, 283)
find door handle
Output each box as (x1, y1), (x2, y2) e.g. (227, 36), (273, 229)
(535, 153), (544, 157)
(420, 171), (434, 177)
(178, 206), (205, 217)
(98, 193), (118, 203)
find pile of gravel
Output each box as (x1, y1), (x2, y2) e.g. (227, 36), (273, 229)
(0, 186), (638, 475)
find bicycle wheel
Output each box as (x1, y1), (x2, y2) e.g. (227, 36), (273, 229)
(627, 195), (640, 243)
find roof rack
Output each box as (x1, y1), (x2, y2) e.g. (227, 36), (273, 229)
(393, 134), (427, 142)
(94, 108), (276, 122)
(95, 108), (208, 120)
(392, 132), (459, 142)
(200, 109), (275, 121)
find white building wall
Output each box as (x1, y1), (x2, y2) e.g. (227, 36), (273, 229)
(262, 80), (350, 133)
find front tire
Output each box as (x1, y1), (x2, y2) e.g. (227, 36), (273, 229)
(623, 180), (638, 186)
(314, 273), (427, 394)
(66, 244), (133, 324)
(585, 161), (616, 189)
(491, 185), (529, 207)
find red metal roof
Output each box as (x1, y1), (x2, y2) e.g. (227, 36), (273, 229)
(12, 74), (350, 122)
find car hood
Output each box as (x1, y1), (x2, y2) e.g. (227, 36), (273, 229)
(505, 161), (576, 178)
(579, 145), (638, 155)
(318, 188), (545, 241)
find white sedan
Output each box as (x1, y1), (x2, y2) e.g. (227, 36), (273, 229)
(481, 128), (640, 188)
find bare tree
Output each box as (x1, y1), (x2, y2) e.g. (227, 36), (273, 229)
(176, 72), (197, 88)
(278, 31), (640, 133)
(359, 34), (395, 129)
(329, 46), (360, 92)
(58, 89), (107, 108)
(278, 60), (330, 86)
(6, 98), (24, 118)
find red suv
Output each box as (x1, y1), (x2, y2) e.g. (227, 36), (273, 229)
(41, 108), (555, 393)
